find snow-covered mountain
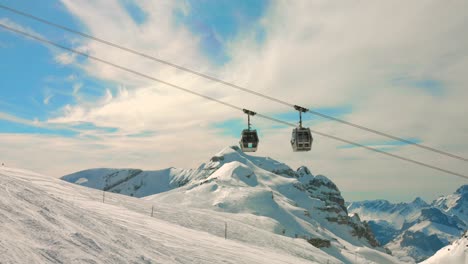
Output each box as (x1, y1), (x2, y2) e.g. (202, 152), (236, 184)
(62, 167), (197, 197)
(348, 198), (429, 230)
(433, 185), (468, 224)
(62, 146), (401, 263)
(146, 147), (381, 249)
(420, 231), (468, 264)
(348, 187), (468, 263)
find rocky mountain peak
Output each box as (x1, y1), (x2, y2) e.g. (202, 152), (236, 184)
(411, 197), (429, 207)
(455, 185), (468, 195)
(296, 166), (312, 177)
(312, 175), (339, 192)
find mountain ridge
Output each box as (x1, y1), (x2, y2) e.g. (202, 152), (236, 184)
(348, 185), (468, 262)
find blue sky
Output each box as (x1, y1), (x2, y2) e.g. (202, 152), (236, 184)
(120, 0), (148, 25)
(0, 1), (185, 139)
(392, 76), (444, 96)
(0, 0), (110, 132)
(0, 0), (270, 136)
(174, 0), (268, 64)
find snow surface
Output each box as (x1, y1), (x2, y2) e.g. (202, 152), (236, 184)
(0, 166), (322, 264)
(1, 163), (402, 264)
(420, 231), (468, 264)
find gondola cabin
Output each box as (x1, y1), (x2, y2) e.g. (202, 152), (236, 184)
(291, 127), (312, 152)
(240, 129), (259, 152)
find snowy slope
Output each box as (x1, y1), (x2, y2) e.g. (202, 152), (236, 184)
(0, 166), (327, 264)
(420, 231), (468, 264)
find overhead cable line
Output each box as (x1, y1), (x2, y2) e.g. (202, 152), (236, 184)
(1, 3), (466, 162)
(258, 114), (468, 180)
(1, 23), (466, 180)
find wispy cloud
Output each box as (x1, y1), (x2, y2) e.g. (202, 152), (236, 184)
(43, 94), (54, 105)
(0, 111), (119, 140)
(0, 111), (74, 133)
(67, 74), (77, 81)
(54, 52), (77, 65)
(392, 76), (444, 96)
(72, 83), (82, 95)
(0, 17), (44, 38)
(0, 112), (39, 127)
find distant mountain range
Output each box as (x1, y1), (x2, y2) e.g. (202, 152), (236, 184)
(348, 185), (468, 262)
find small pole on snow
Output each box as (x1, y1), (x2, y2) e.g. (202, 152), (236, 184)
(224, 222), (227, 240)
(151, 206), (154, 217)
(102, 190), (105, 203)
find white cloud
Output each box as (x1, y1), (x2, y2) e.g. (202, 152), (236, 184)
(0, 112), (38, 126)
(54, 52), (76, 65)
(43, 94), (53, 105)
(0, 128), (234, 177)
(6, 0), (466, 201)
(67, 74), (78, 81)
(72, 83), (82, 95)
(0, 17), (43, 38)
(0, 111), (83, 133)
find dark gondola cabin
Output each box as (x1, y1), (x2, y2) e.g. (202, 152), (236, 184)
(240, 129), (259, 152)
(291, 127), (312, 152)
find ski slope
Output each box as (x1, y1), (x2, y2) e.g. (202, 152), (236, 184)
(0, 163), (402, 263)
(0, 166), (325, 264)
